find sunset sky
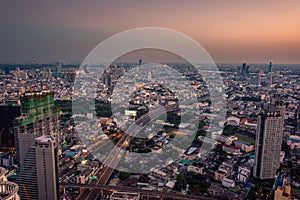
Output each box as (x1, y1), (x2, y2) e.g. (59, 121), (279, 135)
(1, 0), (300, 64)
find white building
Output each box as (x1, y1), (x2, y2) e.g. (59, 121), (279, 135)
(0, 167), (20, 200)
(110, 192), (140, 200)
(226, 116), (240, 126)
(237, 166), (251, 183)
(222, 178), (235, 188)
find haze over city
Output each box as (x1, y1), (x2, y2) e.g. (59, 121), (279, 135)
(1, 0), (300, 64)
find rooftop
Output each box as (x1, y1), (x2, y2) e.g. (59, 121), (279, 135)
(35, 135), (55, 143)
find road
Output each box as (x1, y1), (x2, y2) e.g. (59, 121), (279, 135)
(77, 104), (181, 200)
(96, 104), (180, 184)
(63, 183), (214, 200)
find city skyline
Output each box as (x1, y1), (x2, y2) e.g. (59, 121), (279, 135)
(1, 1), (300, 199)
(1, 1), (300, 64)
(0, 63), (299, 199)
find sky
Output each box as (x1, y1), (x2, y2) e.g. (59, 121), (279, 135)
(0, 0), (300, 64)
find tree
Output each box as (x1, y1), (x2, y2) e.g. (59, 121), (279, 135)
(175, 173), (187, 191)
(222, 125), (238, 136)
(118, 171), (130, 181)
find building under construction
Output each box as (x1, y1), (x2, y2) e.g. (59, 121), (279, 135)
(13, 90), (60, 200)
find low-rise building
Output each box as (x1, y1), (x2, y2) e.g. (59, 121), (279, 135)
(226, 116), (240, 126)
(237, 166), (251, 183)
(152, 169), (166, 178)
(218, 164), (232, 176)
(218, 135), (228, 143)
(166, 180), (176, 189)
(274, 185), (291, 200)
(222, 177), (235, 188)
(218, 135), (238, 145)
(78, 168), (93, 184)
(187, 165), (204, 175)
(233, 140), (254, 153)
(215, 170), (227, 181)
(110, 192), (140, 200)
(222, 144), (240, 154)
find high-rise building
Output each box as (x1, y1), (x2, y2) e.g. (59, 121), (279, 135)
(52, 61), (63, 78)
(242, 63), (247, 75)
(254, 95), (285, 179)
(63, 68), (76, 83)
(17, 135), (59, 200)
(148, 71), (152, 81)
(269, 61), (273, 88)
(14, 90), (60, 200)
(0, 104), (21, 149)
(237, 66), (241, 75)
(246, 65), (250, 74)
(268, 61), (273, 74)
(104, 73), (111, 88)
(103, 66), (112, 88)
(250, 75), (261, 86)
(297, 102), (300, 132)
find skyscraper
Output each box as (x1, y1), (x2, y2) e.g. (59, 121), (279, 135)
(0, 103), (21, 149)
(237, 66), (241, 75)
(242, 63), (247, 75)
(254, 95), (285, 179)
(269, 61), (273, 88)
(246, 65), (250, 74)
(104, 66), (112, 88)
(268, 61), (273, 74)
(14, 90), (60, 200)
(16, 135), (59, 200)
(250, 75), (261, 86)
(297, 102), (300, 132)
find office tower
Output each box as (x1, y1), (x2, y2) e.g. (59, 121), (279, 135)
(297, 102), (300, 132)
(17, 135), (59, 200)
(250, 75), (261, 86)
(103, 66), (111, 88)
(139, 59), (143, 65)
(237, 66), (241, 75)
(269, 61), (273, 88)
(42, 67), (52, 79)
(64, 68), (76, 83)
(242, 63), (247, 75)
(148, 71), (152, 81)
(254, 95), (285, 179)
(246, 65), (250, 74)
(259, 69), (264, 75)
(57, 61), (62, 73)
(0, 104), (21, 149)
(268, 61), (273, 74)
(52, 61), (62, 78)
(14, 90), (60, 200)
(104, 72), (112, 88)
